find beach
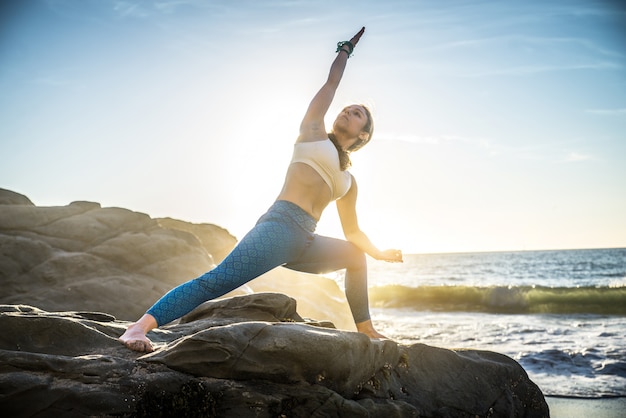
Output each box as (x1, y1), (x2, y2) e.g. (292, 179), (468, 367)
(360, 248), (626, 408)
(546, 396), (626, 418)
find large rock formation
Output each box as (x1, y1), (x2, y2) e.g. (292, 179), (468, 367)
(0, 188), (549, 416)
(0, 188), (232, 320)
(0, 294), (548, 417)
(0, 187), (355, 330)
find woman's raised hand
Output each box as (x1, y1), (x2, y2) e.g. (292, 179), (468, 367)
(350, 27), (366, 48)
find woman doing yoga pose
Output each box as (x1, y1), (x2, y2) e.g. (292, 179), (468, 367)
(119, 27), (403, 353)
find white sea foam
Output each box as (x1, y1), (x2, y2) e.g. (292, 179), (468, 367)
(365, 248), (626, 398)
(373, 308), (626, 397)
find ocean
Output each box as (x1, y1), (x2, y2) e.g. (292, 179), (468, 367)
(360, 248), (626, 399)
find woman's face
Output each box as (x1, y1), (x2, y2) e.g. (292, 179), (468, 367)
(332, 105), (370, 143)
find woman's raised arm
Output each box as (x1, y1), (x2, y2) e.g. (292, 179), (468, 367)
(298, 27), (365, 143)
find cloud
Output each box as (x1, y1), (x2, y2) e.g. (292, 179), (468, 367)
(378, 133), (441, 145)
(113, 1), (150, 18)
(154, 0), (226, 14)
(419, 32), (623, 55)
(586, 108), (626, 116)
(378, 133), (484, 145)
(384, 134), (601, 164)
(460, 62), (622, 78)
(110, 0), (218, 18)
(565, 152), (593, 162)
(378, 133), (495, 152)
(30, 75), (84, 90)
(414, 33), (624, 78)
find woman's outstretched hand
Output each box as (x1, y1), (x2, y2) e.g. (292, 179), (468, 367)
(377, 249), (404, 263)
(350, 27), (366, 48)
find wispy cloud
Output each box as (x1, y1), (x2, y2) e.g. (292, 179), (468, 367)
(30, 75), (83, 89)
(378, 133), (440, 145)
(154, 0), (226, 14)
(423, 35), (624, 58)
(381, 132), (602, 165)
(109, 0), (220, 18)
(461, 62), (622, 78)
(379, 133), (495, 152)
(415, 34), (624, 78)
(586, 108), (626, 116)
(113, 1), (150, 18)
(564, 152), (594, 163)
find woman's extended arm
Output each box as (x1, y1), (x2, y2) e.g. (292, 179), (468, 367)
(337, 177), (403, 263)
(298, 27), (365, 143)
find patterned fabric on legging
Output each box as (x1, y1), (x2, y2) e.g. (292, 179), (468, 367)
(146, 200), (370, 326)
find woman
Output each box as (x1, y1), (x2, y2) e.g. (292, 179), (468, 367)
(120, 27), (403, 353)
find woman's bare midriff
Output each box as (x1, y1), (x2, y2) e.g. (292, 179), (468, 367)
(276, 163), (333, 220)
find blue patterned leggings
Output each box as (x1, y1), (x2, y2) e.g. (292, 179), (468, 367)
(146, 200), (370, 326)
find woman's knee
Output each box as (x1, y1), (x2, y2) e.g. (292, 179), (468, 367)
(345, 242), (366, 271)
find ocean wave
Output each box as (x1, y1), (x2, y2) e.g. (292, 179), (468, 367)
(369, 285), (626, 315)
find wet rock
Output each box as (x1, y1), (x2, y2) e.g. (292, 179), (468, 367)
(0, 294), (549, 417)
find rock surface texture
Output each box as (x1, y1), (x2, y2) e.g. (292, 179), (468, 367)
(0, 189), (549, 416)
(0, 294), (548, 417)
(0, 188), (236, 321)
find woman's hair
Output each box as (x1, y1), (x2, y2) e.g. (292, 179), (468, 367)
(329, 104), (374, 171)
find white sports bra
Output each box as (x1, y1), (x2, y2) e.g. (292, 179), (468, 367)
(290, 138), (352, 200)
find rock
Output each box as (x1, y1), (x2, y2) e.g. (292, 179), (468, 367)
(0, 189), (231, 321)
(0, 189), (354, 330)
(157, 217), (237, 264)
(0, 294), (549, 417)
(0, 189), (549, 416)
(0, 188), (34, 206)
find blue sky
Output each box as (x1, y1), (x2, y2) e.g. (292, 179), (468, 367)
(1, 0), (625, 253)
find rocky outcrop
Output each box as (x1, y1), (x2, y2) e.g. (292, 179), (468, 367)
(0, 188), (355, 330)
(0, 188), (231, 320)
(0, 189), (34, 206)
(0, 189), (549, 416)
(0, 294), (549, 417)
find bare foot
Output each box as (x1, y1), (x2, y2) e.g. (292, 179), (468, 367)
(356, 319), (389, 340)
(362, 329), (389, 340)
(119, 324), (154, 352)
